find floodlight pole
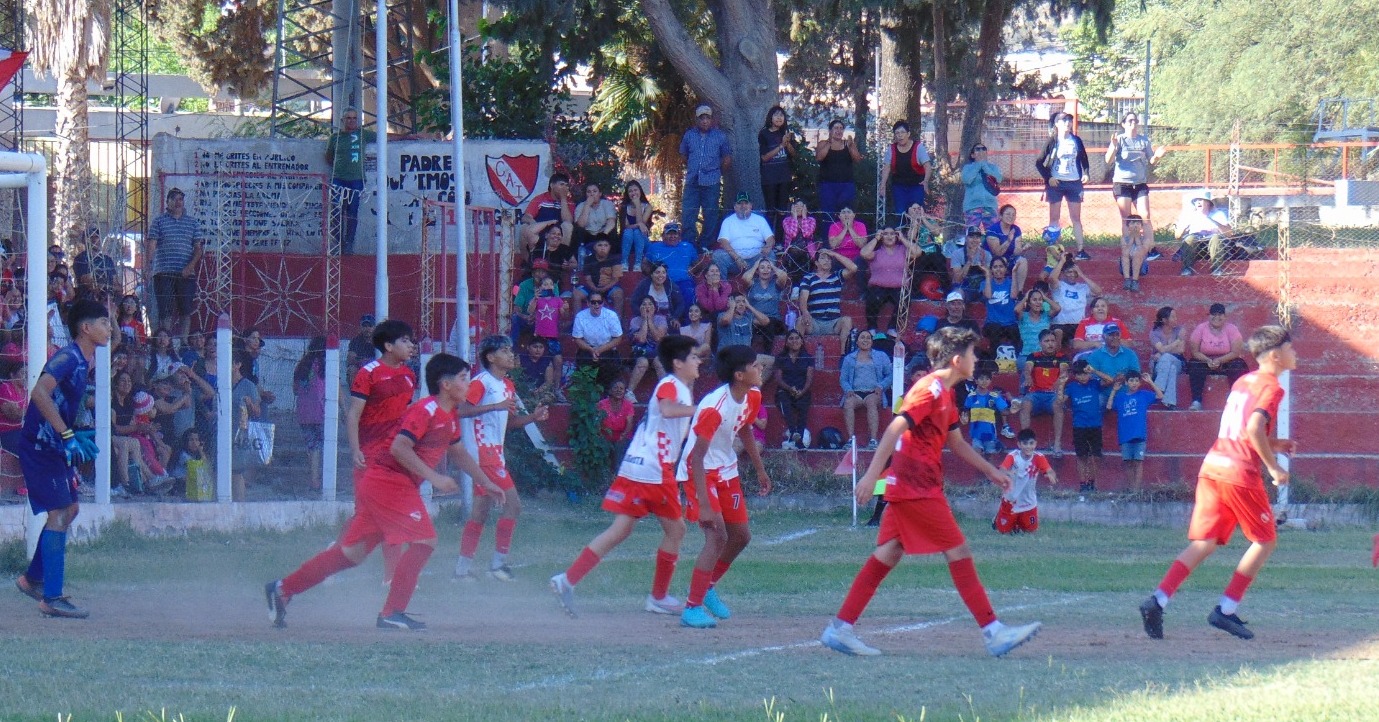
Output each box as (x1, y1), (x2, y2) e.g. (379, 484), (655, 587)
(374, 0), (389, 321)
(448, 0), (471, 361)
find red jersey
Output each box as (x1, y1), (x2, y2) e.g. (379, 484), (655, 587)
(369, 396), (462, 491)
(1026, 351), (1066, 393)
(884, 372), (960, 501)
(351, 360), (417, 463)
(1199, 371), (1284, 487)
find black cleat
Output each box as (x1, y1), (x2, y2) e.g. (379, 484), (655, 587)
(1208, 606), (1253, 639)
(39, 596), (89, 619)
(1139, 596), (1164, 639)
(265, 580), (289, 629)
(377, 611), (427, 631)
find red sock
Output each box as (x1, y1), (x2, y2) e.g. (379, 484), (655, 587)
(709, 559), (732, 586)
(686, 568), (713, 607)
(651, 550), (677, 599)
(565, 547), (601, 586)
(948, 557), (997, 628)
(495, 518), (516, 554)
(1157, 560), (1192, 598)
(382, 544), (434, 615)
(281, 545), (357, 597)
(381, 544), (402, 583)
(459, 521), (483, 558)
(836, 555), (894, 625)
(1223, 571), (1254, 603)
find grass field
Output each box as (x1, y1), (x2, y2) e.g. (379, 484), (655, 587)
(2, 499), (1377, 721)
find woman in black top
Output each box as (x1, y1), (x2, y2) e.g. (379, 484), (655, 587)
(815, 119), (862, 216)
(773, 330), (814, 450)
(758, 105), (796, 235)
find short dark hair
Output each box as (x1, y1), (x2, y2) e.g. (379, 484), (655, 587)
(166, 187), (185, 200)
(67, 298), (109, 339)
(549, 172), (570, 188)
(892, 120), (910, 133)
(1038, 329), (1055, 341)
(477, 334), (512, 370)
(715, 344), (757, 383)
(926, 326), (977, 369)
(1071, 359), (1092, 374)
(425, 353), (470, 395)
(1247, 325), (1291, 358)
(975, 368), (993, 381)
(829, 119), (845, 131)
(1017, 428), (1037, 443)
(372, 319), (413, 354)
(658, 333), (696, 373)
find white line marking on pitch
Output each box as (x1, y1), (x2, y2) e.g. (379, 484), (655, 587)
(509, 595), (1086, 692)
(761, 528), (819, 546)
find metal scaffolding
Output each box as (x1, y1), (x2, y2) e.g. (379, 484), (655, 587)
(0, 0), (23, 152)
(113, 0), (150, 245)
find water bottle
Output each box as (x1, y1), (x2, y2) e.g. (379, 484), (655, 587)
(784, 307), (798, 331)
(814, 342), (824, 369)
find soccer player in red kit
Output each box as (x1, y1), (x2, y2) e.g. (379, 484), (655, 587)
(345, 319), (417, 584)
(1139, 325), (1297, 641)
(549, 335), (701, 617)
(265, 354), (505, 630)
(454, 335), (549, 582)
(676, 344), (772, 629)
(821, 327), (1042, 657)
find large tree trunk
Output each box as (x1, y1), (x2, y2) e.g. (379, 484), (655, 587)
(930, 1), (963, 228)
(850, 10), (876, 150)
(957, 0), (1010, 165)
(54, 65), (92, 247)
(642, 0), (779, 208)
(881, 6), (925, 125)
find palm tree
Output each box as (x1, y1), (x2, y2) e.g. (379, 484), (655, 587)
(28, 0), (111, 247)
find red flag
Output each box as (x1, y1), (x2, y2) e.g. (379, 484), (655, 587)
(833, 447), (856, 475)
(0, 49), (27, 92)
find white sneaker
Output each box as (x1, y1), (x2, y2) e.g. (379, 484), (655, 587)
(820, 621), (881, 656)
(1190, 401), (1203, 411)
(801, 429), (811, 448)
(984, 621), (1041, 657)
(781, 439), (796, 450)
(549, 573), (577, 618)
(644, 594), (684, 615)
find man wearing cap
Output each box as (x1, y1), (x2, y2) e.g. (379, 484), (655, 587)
(346, 314), (378, 378)
(936, 290), (984, 338)
(147, 187), (204, 339)
(512, 259), (561, 341)
(679, 105), (734, 250)
(643, 221), (709, 317)
(1085, 322), (1141, 406)
(1176, 190), (1232, 277)
(712, 192), (775, 279)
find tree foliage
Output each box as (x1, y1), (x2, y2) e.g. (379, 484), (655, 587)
(146, 0), (273, 98)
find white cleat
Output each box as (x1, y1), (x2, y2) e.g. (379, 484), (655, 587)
(984, 621), (1041, 657)
(644, 594), (684, 615)
(820, 621), (882, 656)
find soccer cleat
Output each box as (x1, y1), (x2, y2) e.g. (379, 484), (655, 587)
(644, 594), (684, 615)
(1075, 250), (1092, 261)
(1139, 596), (1165, 639)
(984, 621), (1041, 657)
(376, 611), (427, 631)
(1208, 606), (1254, 640)
(821, 622), (882, 656)
(39, 596), (90, 619)
(488, 565), (516, 582)
(549, 573), (577, 618)
(680, 605), (717, 628)
(265, 580), (288, 629)
(702, 588), (732, 619)
(15, 575), (42, 602)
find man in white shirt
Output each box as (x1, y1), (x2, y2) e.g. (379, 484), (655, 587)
(712, 192), (775, 278)
(1176, 190), (1233, 277)
(571, 290), (623, 383)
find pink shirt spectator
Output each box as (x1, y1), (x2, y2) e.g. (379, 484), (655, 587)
(534, 296), (563, 339)
(826, 220), (867, 260)
(695, 280), (732, 317)
(0, 379), (24, 433)
(597, 397), (635, 442)
(1190, 321), (1242, 357)
(868, 243), (908, 288)
(782, 216), (817, 252)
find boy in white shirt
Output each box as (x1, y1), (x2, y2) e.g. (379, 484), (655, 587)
(994, 429), (1058, 534)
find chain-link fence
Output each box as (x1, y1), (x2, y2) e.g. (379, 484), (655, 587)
(0, 182), (28, 501)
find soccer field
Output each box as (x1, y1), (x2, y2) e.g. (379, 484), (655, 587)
(2, 500), (1377, 722)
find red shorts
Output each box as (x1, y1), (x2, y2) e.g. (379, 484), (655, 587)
(682, 470), (749, 525)
(993, 499), (1039, 534)
(340, 475), (436, 547)
(1187, 473), (1277, 545)
(476, 463), (516, 496)
(602, 476), (682, 520)
(878, 497), (967, 554)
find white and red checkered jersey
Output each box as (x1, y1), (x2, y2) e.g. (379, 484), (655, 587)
(463, 370), (515, 467)
(1000, 450), (1052, 513)
(676, 384), (761, 482)
(617, 376), (693, 484)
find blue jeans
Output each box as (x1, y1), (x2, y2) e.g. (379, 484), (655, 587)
(681, 182), (721, 251)
(818, 182), (857, 216)
(675, 279), (697, 320)
(889, 184), (926, 226)
(622, 227), (650, 268)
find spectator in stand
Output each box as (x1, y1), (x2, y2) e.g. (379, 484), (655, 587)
(680, 104), (734, 250)
(798, 248), (857, 349)
(631, 262), (685, 332)
(1106, 371), (1165, 493)
(228, 351), (261, 501)
(574, 181), (618, 255)
(936, 290), (983, 337)
(626, 296), (668, 400)
(72, 225), (118, 300)
(815, 119), (862, 215)
(117, 294), (147, 345)
(1060, 359), (1104, 492)
(345, 313), (376, 379)
(713, 191), (775, 279)
(325, 108), (374, 255)
(949, 228), (993, 303)
(529, 223), (579, 283)
(0, 354), (25, 497)
(1014, 285), (1060, 376)
(1176, 190), (1233, 277)
(826, 206), (866, 268)
(860, 226), (919, 333)
(147, 187), (205, 336)
(839, 330), (891, 450)
(1020, 329), (1068, 457)
(169, 428), (205, 488)
(879, 120), (932, 226)
(571, 290), (623, 385)
(961, 142), (1003, 232)
(963, 367), (1009, 455)
(780, 199), (818, 286)
(716, 292), (758, 350)
(1072, 297), (1130, 360)
(758, 105), (796, 234)
(741, 257), (789, 354)
(774, 330), (813, 450)
(573, 237), (625, 316)
(1035, 112), (1091, 260)
(1185, 302), (1247, 411)
(528, 276), (566, 385)
(900, 202), (950, 295)
(986, 205), (1029, 295)
(148, 328), (179, 381)
(511, 260), (558, 342)
(982, 257), (1021, 367)
(694, 263), (732, 322)
(293, 336), (327, 491)
(180, 330), (205, 369)
(239, 327), (276, 411)
(520, 173), (575, 253)
(620, 180), (654, 271)
(1048, 253), (1102, 350)
(1085, 323), (1141, 407)
(0, 284), (24, 333)
(643, 221), (706, 317)
(1106, 111), (1166, 255)
(597, 379), (636, 470)
(46, 269), (73, 355)
(518, 336), (561, 404)
(682, 303), (714, 359)
(1149, 306), (1185, 410)
(111, 370), (161, 497)
(1120, 214), (1152, 292)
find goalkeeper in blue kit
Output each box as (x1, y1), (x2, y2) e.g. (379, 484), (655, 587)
(13, 299), (110, 618)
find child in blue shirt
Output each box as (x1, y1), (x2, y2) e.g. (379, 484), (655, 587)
(963, 369), (1010, 455)
(1061, 359), (1104, 492)
(1107, 372), (1164, 493)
